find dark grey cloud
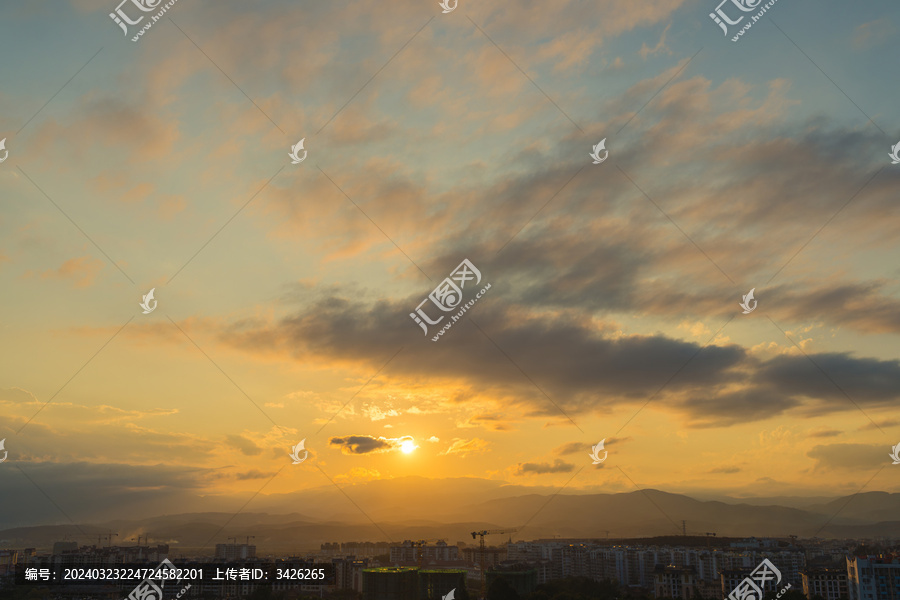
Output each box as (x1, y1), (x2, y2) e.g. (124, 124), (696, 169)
(860, 419), (899, 431)
(556, 437), (628, 456)
(235, 469), (276, 481)
(225, 435), (263, 457)
(807, 443), (887, 471)
(773, 282), (900, 335)
(329, 435), (392, 455)
(514, 459), (575, 475)
(208, 105), (900, 431)
(709, 466), (741, 474)
(809, 430), (842, 438)
(220, 291), (900, 428)
(0, 462), (232, 530)
(759, 353), (900, 414)
(463, 413), (515, 431)
(675, 387), (803, 428)
(259, 91), (900, 334)
(225, 296), (747, 403)
(554, 442), (586, 456)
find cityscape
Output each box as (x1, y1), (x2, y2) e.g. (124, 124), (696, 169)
(2, 534), (900, 599)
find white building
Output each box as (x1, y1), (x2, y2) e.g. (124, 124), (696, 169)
(847, 555), (900, 600)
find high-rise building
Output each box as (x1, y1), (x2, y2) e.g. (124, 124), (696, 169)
(390, 541), (459, 564)
(0, 550), (18, 576)
(463, 546), (505, 568)
(486, 565), (537, 597)
(802, 566), (849, 600)
(334, 556), (369, 591)
(362, 567), (419, 600)
(547, 544), (592, 580)
(696, 579), (724, 599)
(847, 555), (900, 600)
(419, 569), (468, 599)
(506, 541), (543, 563)
(321, 542), (341, 556)
(214, 543), (256, 560)
(722, 568), (751, 596)
(361, 566), (469, 599)
(52, 542), (78, 555)
(654, 565), (697, 599)
(342, 541), (392, 557)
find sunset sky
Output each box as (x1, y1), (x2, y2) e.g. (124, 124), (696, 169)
(1, 0), (899, 529)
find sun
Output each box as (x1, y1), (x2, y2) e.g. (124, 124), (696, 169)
(400, 439), (417, 454)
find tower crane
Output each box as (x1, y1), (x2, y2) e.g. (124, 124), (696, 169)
(471, 529), (516, 600)
(410, 538), (445, 569)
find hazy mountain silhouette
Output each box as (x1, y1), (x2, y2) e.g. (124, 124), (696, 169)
(4, 479), (900, 553)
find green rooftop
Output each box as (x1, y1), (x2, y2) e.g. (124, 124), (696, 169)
(419, 569), (467, 574)
(362, 567), (419, 573)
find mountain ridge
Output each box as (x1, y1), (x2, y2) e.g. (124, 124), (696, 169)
(3, 487), (900, 552)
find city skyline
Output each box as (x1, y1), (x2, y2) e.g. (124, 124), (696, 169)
(5, 533), (899, 600)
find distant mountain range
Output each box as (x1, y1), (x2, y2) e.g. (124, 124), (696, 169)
(2, 477), (899, 553)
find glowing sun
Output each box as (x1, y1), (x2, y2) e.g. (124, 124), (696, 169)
(400, 439), (417, 454)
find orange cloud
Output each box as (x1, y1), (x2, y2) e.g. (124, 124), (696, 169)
(440, 438), (489, 457)
(36, 256), (104, 288)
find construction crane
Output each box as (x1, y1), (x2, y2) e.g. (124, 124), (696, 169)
(705, 532), (716, 548)
(409, 539), (445, 569)
(471, 529), (516, 600)
(245, 536), (255, 546)
(97, 532), (118, 547)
